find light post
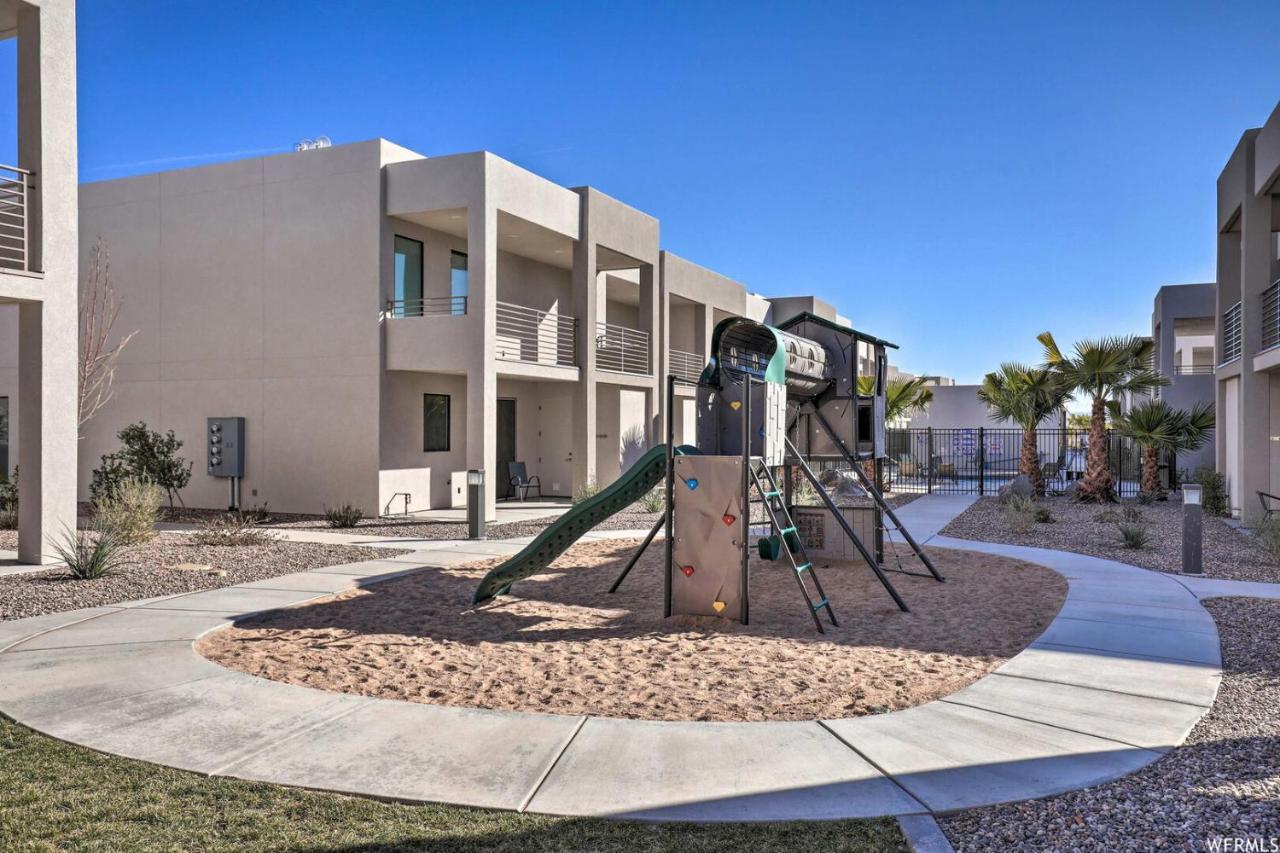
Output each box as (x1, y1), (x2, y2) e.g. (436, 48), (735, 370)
(467, 469), (486, 540)
(1182, 483), (1203, 575)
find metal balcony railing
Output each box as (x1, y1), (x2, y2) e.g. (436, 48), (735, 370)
(496, 301), (576, 367)
(1263, 280), (1280, 352)
(1220, 301), (1242, 365)
(0, 164), (32, 273)
(669, 348), (705, 382)
(1173, 363), (1215, 375)
(385, 296), (467, 318)
(595, 321), (651, 375)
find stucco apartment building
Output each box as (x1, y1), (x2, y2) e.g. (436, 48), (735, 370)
(0, 0), (78, 563)
(1215, 102), (1280, 517)
(1, 139), (849, 520)
(1151, 282), (1216, 473)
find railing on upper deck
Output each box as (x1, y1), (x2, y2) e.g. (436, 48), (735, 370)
(0, 165), (32, 273)
(496, 301), (577, 367)
(595, 321), (651, 375)
(385, 296), (468, 318)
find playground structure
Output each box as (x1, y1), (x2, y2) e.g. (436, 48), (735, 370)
(473, 312), (943, 632)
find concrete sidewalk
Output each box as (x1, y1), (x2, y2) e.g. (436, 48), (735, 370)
(0, 494), (1240, 821)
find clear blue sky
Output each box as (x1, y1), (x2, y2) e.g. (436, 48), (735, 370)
(5, 1), (1280, 383)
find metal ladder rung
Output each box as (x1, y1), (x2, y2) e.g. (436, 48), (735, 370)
(764, 490), (781, 498)
(779, 525), (797, 535)
(810, 597), (829, 611)
(795, 562), (811, 573)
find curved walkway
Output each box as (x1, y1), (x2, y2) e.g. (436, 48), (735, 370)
(0, 496), (1236, 821)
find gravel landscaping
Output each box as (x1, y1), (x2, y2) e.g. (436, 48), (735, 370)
(0, 531), (399, 621)
(940, 496), (1280, 582)
(942, 597), (1280, 850)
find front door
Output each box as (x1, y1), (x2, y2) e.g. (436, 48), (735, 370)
(497, 398), (517, 499)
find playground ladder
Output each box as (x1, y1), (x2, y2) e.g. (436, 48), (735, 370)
(750, 460), (838, 633)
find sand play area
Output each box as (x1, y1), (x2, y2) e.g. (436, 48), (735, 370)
(198, 541), (1066, 722)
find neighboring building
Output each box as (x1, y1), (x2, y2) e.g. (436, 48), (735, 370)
(1215, 102), (1280, 517)
(1152, 282), (1216, 473)
(0, 0), (79, 563)
(886, 364), (955, 386)
(0, 141), (865, 521)
(901, 385), (1064, 431)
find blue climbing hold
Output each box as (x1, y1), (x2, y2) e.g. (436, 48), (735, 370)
(686, 478), (699, 490)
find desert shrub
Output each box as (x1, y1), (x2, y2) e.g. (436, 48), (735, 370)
(93, 478), (165, 545)
(1136, 491), (1157, 505)
(1121, 505), (1146, 524)
(1005, 495), (1037, 533)
(1116, 521), (1151, 549)
(54, 526), (125, 580)
(1093, 508), (1121, 524)
(639, 487), (665, 514)
(324, 503), (365, 528)
(190, 511), (275, 547)
(573, 481), (601, 504)
(1182, 468), (1228, 517)
(91, 423), (192, 508)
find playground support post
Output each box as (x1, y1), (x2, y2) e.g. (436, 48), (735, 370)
(608, 514), (665, 593)
(663, 373), (676, 618)
(739, 373), (751, 625)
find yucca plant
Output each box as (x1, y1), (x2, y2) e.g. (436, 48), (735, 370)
(1038, 333), (1167, 502)
(1108, 399), (1214, 499)
(323, 503), (365, 528)
(54, 526), (126, 580)
(977, 363), (1071, 495)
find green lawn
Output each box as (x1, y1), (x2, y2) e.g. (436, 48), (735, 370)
(0, 716), (904, 852)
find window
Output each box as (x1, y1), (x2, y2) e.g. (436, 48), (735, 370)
(423, 393), (450, 452)
(450, 251), (468, 316)
(394, 236), (424, 317)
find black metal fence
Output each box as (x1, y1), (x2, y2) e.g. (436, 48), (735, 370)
(883, 428), (1174, 497)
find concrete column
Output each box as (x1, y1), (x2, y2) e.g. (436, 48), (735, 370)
(1236, 166), (1272, 517)
(640, 262), (661, 444)
(17, 302), (76, 563)
(14, 0), (78, 563)
(571, 232), (598, 493)
(467, 201), (497, 521)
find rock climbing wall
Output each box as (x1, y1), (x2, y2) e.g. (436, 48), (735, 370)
(670, 455), (748, 622)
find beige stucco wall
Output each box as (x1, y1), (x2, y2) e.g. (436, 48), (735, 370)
(73, 141), (392, 515)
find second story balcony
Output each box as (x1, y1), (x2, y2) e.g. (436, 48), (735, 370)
(669, 348), (705, 383)
(0, 164), (33, 274)
(1221, 301), (1242, 366)
(596, 321), (651, 376)
(496, 301), (577, 367)
(385, 296), (467, 318)
(1263, 280), (1280, 353)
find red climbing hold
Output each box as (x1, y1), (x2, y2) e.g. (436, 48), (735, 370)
(680, 565), (695, 577)
(722, 514), (737, 526)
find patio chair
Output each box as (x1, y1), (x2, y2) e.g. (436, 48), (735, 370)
(507, 462), (541, 502)
(1258, 491), (1280, 519)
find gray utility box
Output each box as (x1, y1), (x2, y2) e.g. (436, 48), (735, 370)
(207, 417), (246, 477)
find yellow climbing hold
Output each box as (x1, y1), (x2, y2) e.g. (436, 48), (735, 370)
(712, 600), (726, 613)
(729, 400), (742, 411)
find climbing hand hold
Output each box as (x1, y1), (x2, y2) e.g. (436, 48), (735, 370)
(712, 600), (727, 613)
(722, 514), (737, 526)
(685, 478), (699, 490)
(680, 565), (695, 577)
(729, 400), (742, 411)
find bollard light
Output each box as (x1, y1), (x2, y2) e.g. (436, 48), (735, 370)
(1182, 484), (1203, 575)
(466, 469), (486, 540)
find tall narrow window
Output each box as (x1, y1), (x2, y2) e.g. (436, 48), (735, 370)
(423, 393), (450, 452)
(394, 236), (424, 317)
(450, 251), (468, 315)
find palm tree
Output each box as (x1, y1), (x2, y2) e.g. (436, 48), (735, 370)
(857, 376), (935, 424)
(1037, 333), (1167, 502)
(856, 376), (933, 488)
(1109, 399), (1214, 498)
(976, 363), (1072, 495)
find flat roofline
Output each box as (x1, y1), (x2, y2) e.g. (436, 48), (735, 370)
(775, 311), (899, 350)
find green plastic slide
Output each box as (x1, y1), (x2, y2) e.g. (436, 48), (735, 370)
(472, 443), (696, 604)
